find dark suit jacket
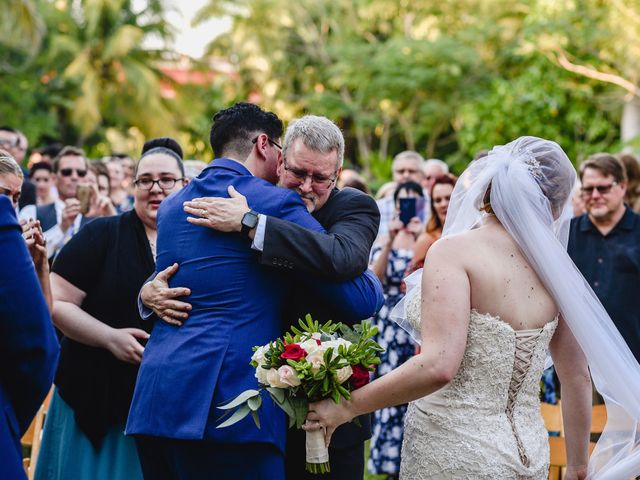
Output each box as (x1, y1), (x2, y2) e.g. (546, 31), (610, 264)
(0, 196), (59, 479)
(262, 187), (379, 282)
(263, 187), (380, 451)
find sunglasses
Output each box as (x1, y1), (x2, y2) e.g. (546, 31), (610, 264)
(580, 182), (618, 197)
(59, 168), (88, 178)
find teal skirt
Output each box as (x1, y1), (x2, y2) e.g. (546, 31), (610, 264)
(34, 389), (143, 480)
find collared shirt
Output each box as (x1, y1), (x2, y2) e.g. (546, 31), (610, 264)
(20, 199), (83, 258)
(568, 207), (640, 361)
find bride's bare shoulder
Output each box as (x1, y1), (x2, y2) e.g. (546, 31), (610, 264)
(430, 229), (482, 250)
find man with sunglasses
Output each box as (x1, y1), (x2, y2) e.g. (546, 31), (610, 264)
(20, 146), (93, 259)
(568, 153), (640, 362)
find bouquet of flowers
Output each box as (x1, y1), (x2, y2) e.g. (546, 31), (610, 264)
(217, 314), (383, 474)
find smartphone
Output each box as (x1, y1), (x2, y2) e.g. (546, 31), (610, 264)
(399, 197), (417, 225)
(77, 185), (92, 214)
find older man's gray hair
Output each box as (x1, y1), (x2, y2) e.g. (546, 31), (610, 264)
(423, 158), (449, 174)
(0, 149), (23, 179)
(283, 115), (345, 169)
(392, 151), (424, 170)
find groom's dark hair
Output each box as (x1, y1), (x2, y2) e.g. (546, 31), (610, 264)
(210, 103), (283, 160)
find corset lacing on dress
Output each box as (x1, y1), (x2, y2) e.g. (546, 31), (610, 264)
(505, 329), (544, 467)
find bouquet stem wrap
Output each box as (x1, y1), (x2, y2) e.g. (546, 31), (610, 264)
(305, 429), (330, 474)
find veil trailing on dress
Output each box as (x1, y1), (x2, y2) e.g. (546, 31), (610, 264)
(391, 136), (640, 479)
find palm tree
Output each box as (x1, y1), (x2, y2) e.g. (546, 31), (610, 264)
(46, 0), (178, 143)
(0, 0), (45, 70)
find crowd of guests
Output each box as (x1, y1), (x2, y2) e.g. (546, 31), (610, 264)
(2, 113), (640, 480)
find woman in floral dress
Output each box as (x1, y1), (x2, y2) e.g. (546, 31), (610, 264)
(368, 181), (424, 479)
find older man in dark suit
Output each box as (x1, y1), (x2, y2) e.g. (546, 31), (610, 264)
(143, 115), (380, 480)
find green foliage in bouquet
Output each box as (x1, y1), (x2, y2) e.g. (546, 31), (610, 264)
(216, 314), (383, 430)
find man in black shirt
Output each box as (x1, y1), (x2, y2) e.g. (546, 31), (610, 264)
(568, 153), (640, 362)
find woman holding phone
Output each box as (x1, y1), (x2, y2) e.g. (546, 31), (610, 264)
(368, 181), (424, 480)
(35, 138), (187, 480)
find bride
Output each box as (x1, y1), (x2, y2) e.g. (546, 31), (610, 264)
(306, 137), (640, 479)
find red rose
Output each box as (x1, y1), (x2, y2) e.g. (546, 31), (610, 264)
(351, 364), (371, 389)
(280, 343), (307, 362)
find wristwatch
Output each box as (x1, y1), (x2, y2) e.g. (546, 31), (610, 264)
(241, 210), (260, 236)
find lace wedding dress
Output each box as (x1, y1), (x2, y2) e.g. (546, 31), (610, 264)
(400, 295), (557, 479)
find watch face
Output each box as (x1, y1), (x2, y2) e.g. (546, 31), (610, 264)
(242, 211), (259, 229)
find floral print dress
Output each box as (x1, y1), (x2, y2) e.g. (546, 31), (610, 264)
(368, 246), (415, 476)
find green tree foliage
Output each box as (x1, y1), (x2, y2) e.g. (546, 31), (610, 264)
(0, 0), (632, 173)
(198, 0), (623, 179)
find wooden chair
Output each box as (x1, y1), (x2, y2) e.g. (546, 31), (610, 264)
(591, 404), (607, 434)
(541, 401), (563, 435)
(546, 404), (607, 480)
(21, 388), (53, 480)
(548, 436), (566, 480)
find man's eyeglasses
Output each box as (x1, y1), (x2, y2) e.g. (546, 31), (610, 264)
(134, 177), (183, 190)
(0, 186), (20, 206)
(59, 168), (88, 178)
(0, 138), (18, 148)
(580, 182), (618, 197)
(251, 136), (282, 150)
(283, 158), (337, 188)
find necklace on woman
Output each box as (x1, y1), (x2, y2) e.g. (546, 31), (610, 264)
(148, 239), (157, 258)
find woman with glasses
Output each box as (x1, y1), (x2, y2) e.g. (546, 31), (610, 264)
(35, 138), (187, 480)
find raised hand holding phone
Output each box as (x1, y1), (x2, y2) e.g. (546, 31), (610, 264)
(399, 197), (417, 226)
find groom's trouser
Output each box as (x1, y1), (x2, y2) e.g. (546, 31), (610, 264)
(135, 435), (284, 480)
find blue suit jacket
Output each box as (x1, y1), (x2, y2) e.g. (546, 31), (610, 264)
(0, 196), (59, 479)
(126, 159), (382, 453)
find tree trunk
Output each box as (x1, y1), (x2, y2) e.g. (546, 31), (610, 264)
(621, 97), (640, 144)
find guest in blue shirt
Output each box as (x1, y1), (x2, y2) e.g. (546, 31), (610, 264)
(568, 153), (640, 362)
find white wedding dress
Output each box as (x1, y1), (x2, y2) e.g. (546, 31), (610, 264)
(400, 295), (557, 479)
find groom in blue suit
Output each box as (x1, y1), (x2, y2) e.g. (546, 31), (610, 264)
(126, 104), (382, 479)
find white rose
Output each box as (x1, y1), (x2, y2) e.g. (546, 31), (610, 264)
(311, 332), (322, 340)
(266, 368), (288, 388)
(336, 365), (353, 384)
(299, 339), (320, 355)
(251, 345), (270, 366)
(320, 339), (352, 358)
(255, 365), (270, 385)
(278, 365), (301, 387)
(306, 351), (325, 373)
